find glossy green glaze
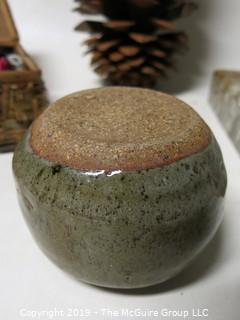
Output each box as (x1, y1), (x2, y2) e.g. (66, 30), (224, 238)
(13, 132), (227, 288)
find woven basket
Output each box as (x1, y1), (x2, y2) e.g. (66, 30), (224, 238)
(0, 0), (47, 152)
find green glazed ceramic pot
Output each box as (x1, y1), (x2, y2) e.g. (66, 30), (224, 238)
(13, 87), (227, 289)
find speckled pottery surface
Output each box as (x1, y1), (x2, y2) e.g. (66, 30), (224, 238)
(13, 87), (227, 289)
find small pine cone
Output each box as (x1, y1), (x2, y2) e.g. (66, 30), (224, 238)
(74, 0), (197, 88)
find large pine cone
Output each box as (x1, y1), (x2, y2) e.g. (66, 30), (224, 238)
(74, 0), (197, 87)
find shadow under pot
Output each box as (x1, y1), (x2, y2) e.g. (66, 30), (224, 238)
(12, 87), (227, 289)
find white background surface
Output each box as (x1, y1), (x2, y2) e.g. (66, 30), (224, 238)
(0, 0), (240, 319)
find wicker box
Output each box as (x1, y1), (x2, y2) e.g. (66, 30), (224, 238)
(0, 0), (47, 152)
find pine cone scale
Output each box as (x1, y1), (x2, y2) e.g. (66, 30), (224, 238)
(119, 46), (140, 56)
(104, 20), (136, 29)
(129, 33), (158, 44)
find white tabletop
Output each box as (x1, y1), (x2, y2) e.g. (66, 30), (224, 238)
(1, 1), (240, 319)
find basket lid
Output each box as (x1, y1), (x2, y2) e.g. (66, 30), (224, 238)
(0, 0), (19, 46)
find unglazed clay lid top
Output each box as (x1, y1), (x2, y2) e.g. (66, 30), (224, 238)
(30, 87), (211, 171)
